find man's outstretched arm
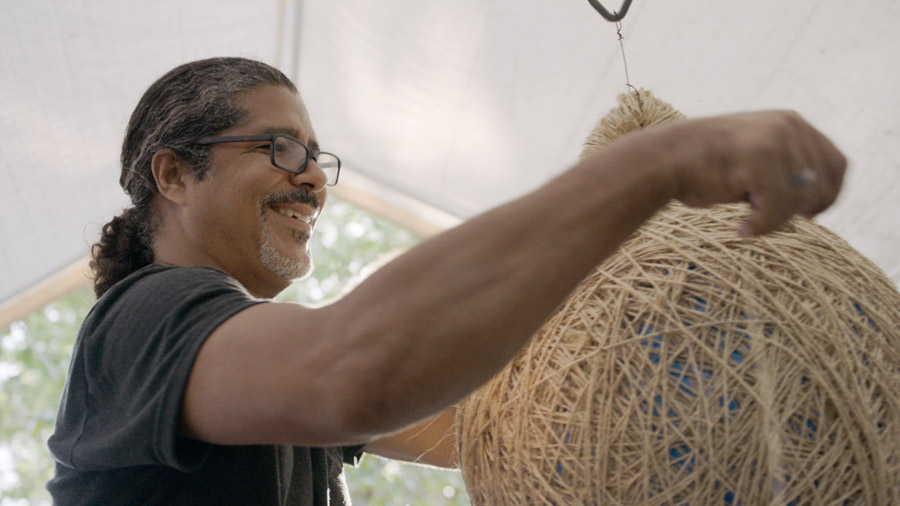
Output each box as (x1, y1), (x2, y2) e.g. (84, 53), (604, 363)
(180, 111), (846, 447)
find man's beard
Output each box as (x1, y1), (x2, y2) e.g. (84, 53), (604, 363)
(257, 189), (320, 282)
(258, 218), (312, 281)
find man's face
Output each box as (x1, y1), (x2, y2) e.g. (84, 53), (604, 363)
(183, 85), (328, 297)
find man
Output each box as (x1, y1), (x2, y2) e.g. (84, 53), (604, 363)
(47, 57), (845, 504)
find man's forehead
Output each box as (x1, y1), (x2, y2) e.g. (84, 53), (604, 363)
(260, 125), (309, 138)
(259, 125), (321, 149)
(233, 85), (315, 140)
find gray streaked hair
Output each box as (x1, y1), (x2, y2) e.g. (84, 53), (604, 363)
(91, 57), (297, 297)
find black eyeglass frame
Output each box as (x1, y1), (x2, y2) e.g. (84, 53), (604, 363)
(195, 134), (341, 186)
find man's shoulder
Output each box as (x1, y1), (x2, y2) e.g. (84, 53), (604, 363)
(84, 264), (259, 331)
(106, 264), (250, 300)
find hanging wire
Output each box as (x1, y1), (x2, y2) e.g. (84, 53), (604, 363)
(615, 18), (641, 107)
(588, 0), (642, 108)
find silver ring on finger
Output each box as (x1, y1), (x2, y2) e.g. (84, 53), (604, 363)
(789, 168), (817, 187)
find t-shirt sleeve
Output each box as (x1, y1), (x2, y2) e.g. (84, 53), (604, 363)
(49, 266), (263, 472)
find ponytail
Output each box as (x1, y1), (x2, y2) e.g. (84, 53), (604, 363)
(89, 205), (155, 298)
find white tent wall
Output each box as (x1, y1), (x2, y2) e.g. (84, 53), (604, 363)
(0, 0), (286, 318)
(2, 0), (898, 324)
(295, 0), (900, 282)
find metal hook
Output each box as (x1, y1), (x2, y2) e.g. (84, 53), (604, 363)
(587, 0), (633, 22)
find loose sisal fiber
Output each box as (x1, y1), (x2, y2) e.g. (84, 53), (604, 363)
(456, 90), (900, 505)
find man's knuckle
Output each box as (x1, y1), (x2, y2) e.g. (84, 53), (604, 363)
(780, 110), (804, 127)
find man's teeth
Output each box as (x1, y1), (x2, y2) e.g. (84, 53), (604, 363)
(274, 206), (312, 223)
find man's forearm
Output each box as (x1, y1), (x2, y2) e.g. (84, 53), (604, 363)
(323, 126), (676, 433)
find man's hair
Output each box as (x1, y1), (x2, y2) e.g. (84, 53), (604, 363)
(90, 57), (297, 297)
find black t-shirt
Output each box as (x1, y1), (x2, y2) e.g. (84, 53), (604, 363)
(47, 264), (363, 505)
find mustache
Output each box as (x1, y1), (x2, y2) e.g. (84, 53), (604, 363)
(259, 189), (320, 210)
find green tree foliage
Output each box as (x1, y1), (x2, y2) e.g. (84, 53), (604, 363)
(1, 285), (94, 506)
(347, 456), (469, 506)
(1, 197), (469, 505)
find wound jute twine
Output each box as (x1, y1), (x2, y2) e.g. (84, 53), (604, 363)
(455, 90), (900, 505)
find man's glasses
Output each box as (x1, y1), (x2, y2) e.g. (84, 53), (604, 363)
(195, 134), (341, 186)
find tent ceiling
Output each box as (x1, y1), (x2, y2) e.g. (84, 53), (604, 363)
(1, 0), (286, 309)
(2, 0), (898, 315)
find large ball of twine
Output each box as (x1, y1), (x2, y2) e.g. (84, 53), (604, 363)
(456, 90), (900, 505)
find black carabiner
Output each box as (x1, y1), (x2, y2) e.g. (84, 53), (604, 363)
(587, 0), (632, 22)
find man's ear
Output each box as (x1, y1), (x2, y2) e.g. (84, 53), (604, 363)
(151, 149), (192, 207)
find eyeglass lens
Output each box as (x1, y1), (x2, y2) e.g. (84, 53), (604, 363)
(273, 136), (340, 185)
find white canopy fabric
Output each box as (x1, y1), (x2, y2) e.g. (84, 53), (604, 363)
(2, 0), (898, 321)
(0, 0), (287, 318)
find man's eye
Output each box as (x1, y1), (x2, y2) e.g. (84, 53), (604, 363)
(255, 144), (272, 152)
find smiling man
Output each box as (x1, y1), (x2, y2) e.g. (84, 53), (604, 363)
(46, 57), (845, 505)
(154, 85), (327, 296)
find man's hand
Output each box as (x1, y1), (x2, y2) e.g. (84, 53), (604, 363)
(650, 110), (846, 237)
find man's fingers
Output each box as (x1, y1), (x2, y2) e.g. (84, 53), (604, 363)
(790, 114), (847, 216)
(789, 158), (843, 219)
(802, 167), (841, 218)
(739, 192), (791, 237)
(739, 160), (841, 236)
(786, 166), (825, 218)
(671, 110), (848, 234)
(809, 125), (848, 193)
